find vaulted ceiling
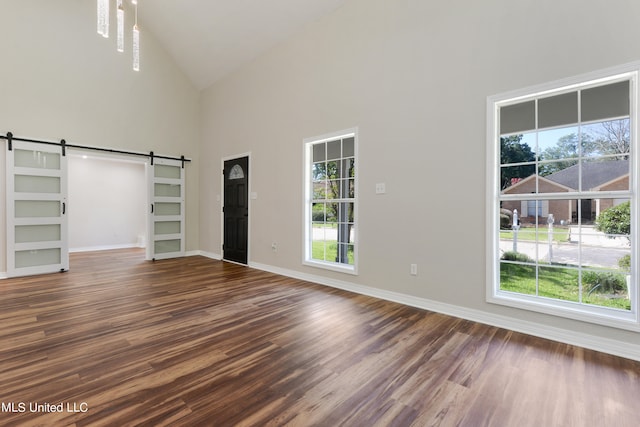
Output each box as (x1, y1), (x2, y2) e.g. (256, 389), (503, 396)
(141, 0), (349, 90)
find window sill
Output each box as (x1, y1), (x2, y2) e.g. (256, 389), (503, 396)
(303, 259), (358, 275)
(488, 290), (640, 332)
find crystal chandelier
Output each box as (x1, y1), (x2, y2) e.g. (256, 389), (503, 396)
(97, 0), (140, 71)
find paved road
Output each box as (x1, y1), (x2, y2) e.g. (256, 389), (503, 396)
(500, 228), (630, 269)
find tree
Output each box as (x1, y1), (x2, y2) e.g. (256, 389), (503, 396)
(538, 133), (595, 175)
(500, 135), (535, 190)
(585, 119), (630, 158)
(595, 201), (630, 239)
(538, 120), (630, 175)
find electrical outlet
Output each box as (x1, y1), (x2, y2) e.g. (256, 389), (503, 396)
(375, 183), (386, 194)
(271, 242), (277, 252)
(410, 264), (418, 276)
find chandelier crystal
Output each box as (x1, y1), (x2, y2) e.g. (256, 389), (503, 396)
(97, 0), (109, 38)
(133, 1), (140, 71)
(97, 0), (140, 71)
(116, 0), (124, 52)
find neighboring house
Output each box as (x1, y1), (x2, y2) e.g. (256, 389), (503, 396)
(502, 159), (629, 224)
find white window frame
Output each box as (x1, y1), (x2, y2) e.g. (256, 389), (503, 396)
(486, 63), (639, 331)
(303, 128), (358, 274)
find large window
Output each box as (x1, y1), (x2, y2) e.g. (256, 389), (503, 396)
(304, 130), (357, 273)
(487, 64), (638, 330)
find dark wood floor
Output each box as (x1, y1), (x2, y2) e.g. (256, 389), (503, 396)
(1, 249), (639, 426)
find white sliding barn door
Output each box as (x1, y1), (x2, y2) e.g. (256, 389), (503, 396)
(147, 158), (185, 260)
(6, 141), (68, 277)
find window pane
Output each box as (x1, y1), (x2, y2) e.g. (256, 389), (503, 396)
(583, 269), (630, 310)
(500, 164), (536, 192)
(15, 224), (61, 243)
(327, 161), (341, 179)
(581, 80), (629, 122)
(343, 137), (355, 157)
(591, 199), (630, 240)
(537, 126), (579, 159)
(578, 230), (629, 269)
(326, 203), (338, 223)
(348, 158), (355, 177)
(155, 202), (180, 216)
(538, 265), (579, 302)
(228, 165), (244, 180)
(15, 200), (60, 218)
(346, 244), (355, 265)
(538, 91), (578, 129)
(336, 242), (353, 265)
(312, 203), (325, 222)
(312, 162), (327, 181)
(500, 133), (536, 165)
(340, 202), (355, 223)
(327, 181), (340, 199)
(312, 235), (326, 261)
(15, 248), (61, 268)
(154, 239), (181, 254)
(500, 262), (537, 295)
(336, 179), (355, 199)
(155, 183), (181, 197)
(581, 159), (629, 192)
(154, 221), (181, 235)
(500, 101), (535, 134)
(15, 149), (60, 170)
(313, 143), (326, 162)
(581, 119), (630, 158)
(15, 175), (61, 194)
(313, 226), (340, 263)
(538, 160), (578, 192)
(327, 140), (341, 160)
(535, 203), (570, 263)
(154, 164), (180, 179)
(549, 198), (573, 226)
(500, 200), (537, 259)
(313, 182), (326, 200)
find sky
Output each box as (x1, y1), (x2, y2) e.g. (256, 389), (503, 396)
(520, 126), (578, 156)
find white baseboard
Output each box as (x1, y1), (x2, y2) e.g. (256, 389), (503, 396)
(198, 250), (222, 260)
(247, 261), (640, 362)
(70, 243), (143, 253)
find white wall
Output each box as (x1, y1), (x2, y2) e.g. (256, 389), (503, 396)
(0, 0), (200, 272)
(200, 0), (640, 355)
(68, 155), (146, 252)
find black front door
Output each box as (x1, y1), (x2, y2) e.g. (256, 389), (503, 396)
(581, 199), (593, 223)
(223, 157), (249, 264)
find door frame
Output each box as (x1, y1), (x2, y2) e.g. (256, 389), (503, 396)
(67, 150), (148, 254)
(221, 152), (251, 264)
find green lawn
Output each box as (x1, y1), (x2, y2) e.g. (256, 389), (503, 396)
(312, 240), (354, 265)
(500, 226), (569, 243)
(500, 262), (630, 310)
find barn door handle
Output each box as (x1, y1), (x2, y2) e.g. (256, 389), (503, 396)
(151, 204), (154, 214)
(62, 202), (66, 215)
